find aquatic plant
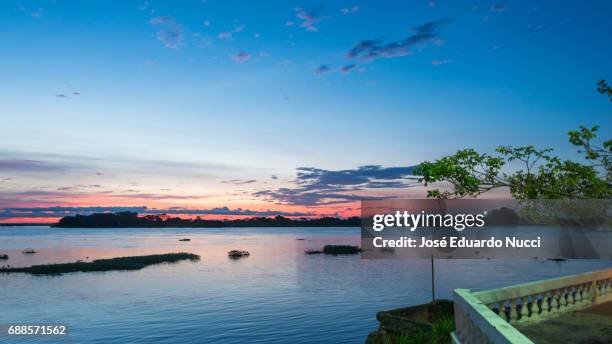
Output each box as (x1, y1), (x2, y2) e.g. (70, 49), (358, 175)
(228, 250), (250, 258)
(322, 245), (361, 255)
(0, 253), (200, 275)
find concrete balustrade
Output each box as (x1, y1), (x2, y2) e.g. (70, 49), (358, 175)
(451, 268), (612, 344)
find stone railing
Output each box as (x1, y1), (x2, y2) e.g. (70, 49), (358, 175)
(452, 268), (612, 344)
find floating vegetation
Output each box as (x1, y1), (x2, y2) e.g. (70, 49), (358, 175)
(228, 250), (250, 259)
(322, 245), (361, 255)
(305, 245), (362, 255)
(0, 253), (200, 275)
(547, 257), (567, 262)
(22, 248), (37, 254)
(0, 254), (8, 260)
(178, 238), (191, 242)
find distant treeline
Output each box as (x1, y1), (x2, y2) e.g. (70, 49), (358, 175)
(53, 212), (361, 228)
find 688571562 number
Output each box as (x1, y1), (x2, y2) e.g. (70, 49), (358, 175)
(2, 324), (68, 337)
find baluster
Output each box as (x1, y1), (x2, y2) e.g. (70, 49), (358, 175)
(520, 297), (529, 321)
(559, 288), (567, 313)
(488, 304), (498, 322)
(531, 295), (541, 321)
(542, 293), (551, 318)
(584, 283), (591, 305)
(597, 281), (603, 300)
(576, 285), (584, 306)
(499, 301), (510, 323)
(550, 290), (559, 315)
(588, 282), (596, 305)
(567, 287), (576, 310)
(510, 299), (519, 324)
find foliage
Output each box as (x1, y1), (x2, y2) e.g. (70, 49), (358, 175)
(568, 125), (612, 185)
(598, 79), (612, 102)
(394, 315), (455, 344)
(415, 81), (611, 201)
(518, 199), (611, 227)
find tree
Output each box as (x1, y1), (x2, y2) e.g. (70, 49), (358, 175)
(415, 81), (611, 201)
(597, 79), (612, 102)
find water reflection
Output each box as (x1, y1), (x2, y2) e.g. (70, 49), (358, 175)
(1, 226), (610, 344)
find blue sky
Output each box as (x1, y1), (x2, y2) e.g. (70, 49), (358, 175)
(0, 0), (611, 221)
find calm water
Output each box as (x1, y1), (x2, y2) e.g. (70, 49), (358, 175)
(1, 226), (611, 344)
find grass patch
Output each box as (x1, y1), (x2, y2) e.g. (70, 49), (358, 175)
(0, 253), (200, 275)
(395, 315), (455, 344)
(322, 245), (361, 255)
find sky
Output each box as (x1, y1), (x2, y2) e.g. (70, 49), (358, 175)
(1, 0), (611, 222)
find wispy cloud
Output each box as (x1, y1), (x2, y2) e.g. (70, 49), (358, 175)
(339, 64), (356, 74)
(0, 159), (68, 172)
(294, 6), (329, 32)
(231, 51), (251, 63)
(254, 165), (416, 205)
(222, 179), (257, 185)
(340, 6), (360, 15)
(110, 193), (206, 200)
(0, 150), (233, 179)
(218, 31), (233, 40)
(431, 59), (452, 65)
(137, 0), (155, 14)
(314, 64), (331, 75)
(149, 16), (185, 49)
(31, 8), (44, 18)
(490, 4), (509, 13)
(347, 19), (451, 61)
(218, 21), (246, 40)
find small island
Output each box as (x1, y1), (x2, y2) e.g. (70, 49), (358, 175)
(306, 245), (361, 255)
(53, 212), (360, 228)
(0, 253), (200, 275)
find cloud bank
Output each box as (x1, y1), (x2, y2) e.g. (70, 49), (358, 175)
(347, 19), (451, 62)
(254, 165), (416, 205)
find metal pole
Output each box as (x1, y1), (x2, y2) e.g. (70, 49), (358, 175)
(431, 255), (435, 302)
